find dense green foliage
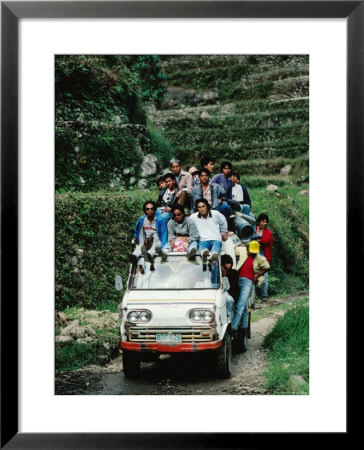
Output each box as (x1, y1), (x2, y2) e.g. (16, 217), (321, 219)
(55, 55), (167, 191)
(262, 299), (309, 394)
(147, 125), (174, 167)
(55, 190), (157, 310)
(249, 183), (309, 294)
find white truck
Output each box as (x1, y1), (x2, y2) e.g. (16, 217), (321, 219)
(117, 238), (252, 379)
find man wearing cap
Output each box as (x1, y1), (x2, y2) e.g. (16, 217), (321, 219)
(189, 166), (200, 187)
(231, 241), (270, 338)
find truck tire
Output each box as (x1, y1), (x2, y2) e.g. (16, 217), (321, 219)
(215, 333), (232, 379)
(122, 350), (141, 379)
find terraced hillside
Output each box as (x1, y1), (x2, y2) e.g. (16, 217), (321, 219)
(149, 55), (309, 165)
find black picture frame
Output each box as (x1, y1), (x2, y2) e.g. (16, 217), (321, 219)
(1, 1), (356, 447)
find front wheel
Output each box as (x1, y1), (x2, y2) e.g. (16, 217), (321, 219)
(215, 333), (232, 379)
(122, 350), (141, 379)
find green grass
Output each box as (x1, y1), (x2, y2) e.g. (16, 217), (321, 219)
(251, 297), (308, 322)
(262, 299), (309, 394)
(56, 342), (99, 371)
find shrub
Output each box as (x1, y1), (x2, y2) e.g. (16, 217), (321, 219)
(263, 301), (309, 394)
(147, 126), (173, 167)
(55, 190), (157, 310)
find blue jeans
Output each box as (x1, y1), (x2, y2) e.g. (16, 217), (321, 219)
(224, 292), (234, 320)
(231, 277), (253, 330)
(260, 271), (269, 297)
(198, 240), (222, 254)
(155, 207), (172, 222)
(259, 250), (268, 297)
(214, 202), (232, 223)
(198, 241), (221, 287)
(163, 240), (198, 254)
(241, 204), (255, 219)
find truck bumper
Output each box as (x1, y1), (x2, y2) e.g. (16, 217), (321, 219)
(120, 340), (223, 353)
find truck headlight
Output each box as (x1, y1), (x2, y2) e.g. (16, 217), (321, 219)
(189, 309), (215, 323)
(127, 310), (152, 324)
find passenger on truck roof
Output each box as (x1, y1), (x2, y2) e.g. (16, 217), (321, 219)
(200, 155), (215, 175)
(156, 176), (166, 191)
(156, 204), (199, 262)
(231, 171), (254, 218)
(211, 161), (233, 202)
(156, 172), (185, 223)
(190, 167), (232, 223)
(169, 158), (192, 211)
(190, 198), (228, 265)
(189, 166), (200, 188)
(129, 200), (168, 273)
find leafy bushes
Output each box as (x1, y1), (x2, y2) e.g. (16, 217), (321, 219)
(147, 126), (174, 167)
(55, 55), (168, 191)
(250, 185), (309, 295)
(263, 300), (309, 394)
(55, 190), (157, 310)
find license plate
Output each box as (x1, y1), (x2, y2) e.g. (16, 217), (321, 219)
(156, 333), (182, 344)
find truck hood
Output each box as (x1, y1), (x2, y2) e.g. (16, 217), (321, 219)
(123, 289), (218, 307)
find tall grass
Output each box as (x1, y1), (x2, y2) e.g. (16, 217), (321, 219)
(262, 299), (309, 394)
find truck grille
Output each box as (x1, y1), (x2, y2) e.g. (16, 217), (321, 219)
(128, 326), (214, 342)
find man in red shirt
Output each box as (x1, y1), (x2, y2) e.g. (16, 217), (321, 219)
(231, 241), (269, 335)
(253, 213), (273, 300)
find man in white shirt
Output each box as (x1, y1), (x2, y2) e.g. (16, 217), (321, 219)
(190, 198), (228, 263)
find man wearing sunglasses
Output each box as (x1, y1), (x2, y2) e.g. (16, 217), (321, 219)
(129, 200), (168, 271)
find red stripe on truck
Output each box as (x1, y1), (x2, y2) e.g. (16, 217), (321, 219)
(120, 340), (223, 352)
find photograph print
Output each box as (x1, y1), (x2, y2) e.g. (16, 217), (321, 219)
(55, 55), (309, 395)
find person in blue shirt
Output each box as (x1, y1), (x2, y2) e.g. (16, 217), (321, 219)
(129, 200), (168, 271)
(190, 168), (232, 223)
(211, 161), (233, 200)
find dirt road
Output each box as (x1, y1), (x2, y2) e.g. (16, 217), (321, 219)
(55, 294), (307, 395)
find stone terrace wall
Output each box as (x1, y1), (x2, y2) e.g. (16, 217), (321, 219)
(148, 55), (309, 165)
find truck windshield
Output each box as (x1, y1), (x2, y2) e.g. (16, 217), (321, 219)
(129, 255), (220, 290)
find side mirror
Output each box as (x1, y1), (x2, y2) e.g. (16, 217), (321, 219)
(115, 275), (123, 292)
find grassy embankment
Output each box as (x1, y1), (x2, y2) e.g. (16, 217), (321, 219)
(252, 298), (309, 394)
